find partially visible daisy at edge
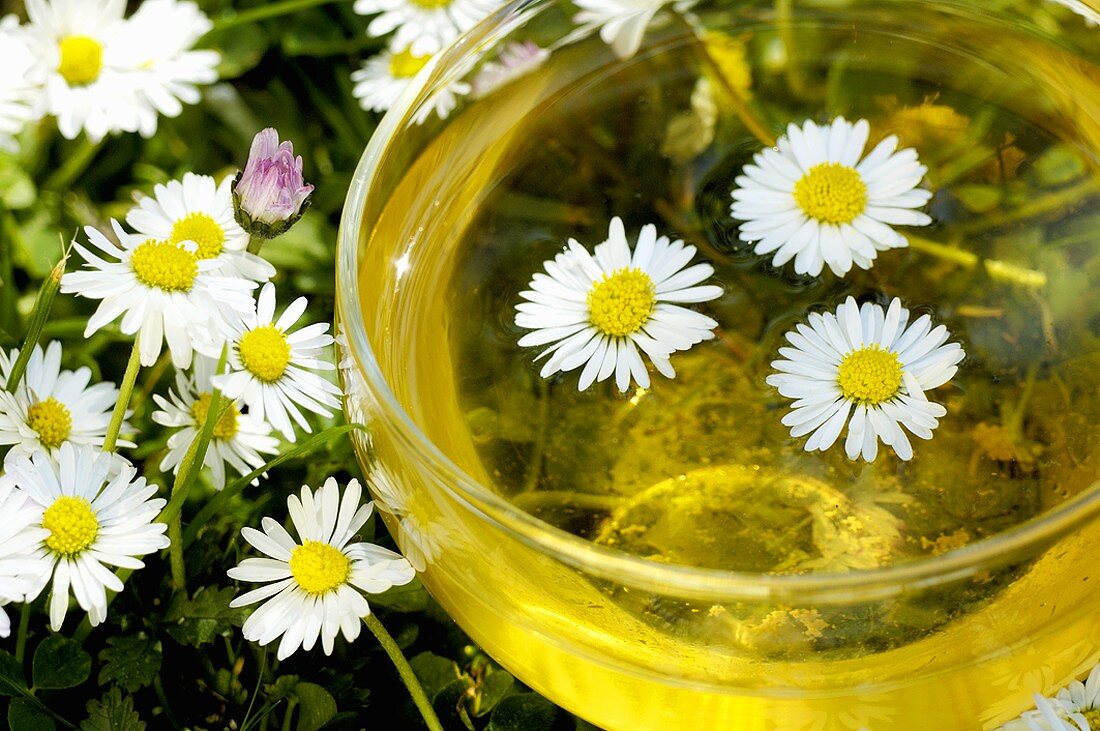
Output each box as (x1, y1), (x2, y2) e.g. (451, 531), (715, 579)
(999, 693), (1086, 731)
(0, 18), (38, 151)
(573, 0), (698, 59)
(61, 219), (257, 367)
(351, 43), (470, 124)
(152, 354), (279, 491)
(0, 341), (130, 464)
(0, 443), (169, 631)
(470, 40), (549, 98)
(0, 480), (50, 638)
(767, 296), (964, 462)
(515, 216), (723, 393)
(367, 465), (446, 572)
(227, 477), (415, 660)
(1055, 663), (1100, 731)
(126, 172), (274, 282)
(731, 117), (933, 277)
(353, 0), (500, 56)
(202, 282), (341, 442)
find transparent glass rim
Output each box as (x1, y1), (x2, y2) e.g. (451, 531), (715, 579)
(336, 0), (1100, 604)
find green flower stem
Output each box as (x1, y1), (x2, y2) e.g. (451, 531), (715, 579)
(210, 0), (348, 32)
(14, 603), (30, 663)
(363, 613), (445, 731)
(246, 235), (263, 255)
(43, 138), (103, 192)
(240, 648), (268, 731)
(776, 0), (808, 98)
(4, 255), (66, 392)
(101, 337), (142, 453)
(957, 178), (1097, 234)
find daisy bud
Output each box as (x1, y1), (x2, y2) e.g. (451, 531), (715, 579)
(232, 128), (315, 241)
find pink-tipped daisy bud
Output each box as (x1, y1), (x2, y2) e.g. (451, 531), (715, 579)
(232, 128), (315, 241)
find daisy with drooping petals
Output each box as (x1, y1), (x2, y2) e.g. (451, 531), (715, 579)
(574, 0), (697, 59)
(152, 355), (279, 491)
(0, 341), (130, 464)
(61, 219), (257, 368)
(204, 282), (341, 442)
(0, 481), (51, 638)
(515, 216), (723, 392)
(353, 0), (500, 56)
(126, 173), (274, 283)
(0, 443), (169, 631)
(767, 297), (964, 462)
(351, 44), (470, 123)
(731, 117), (933, 277)
(227, 478), (416, 660)
(0, 19), (38, 151)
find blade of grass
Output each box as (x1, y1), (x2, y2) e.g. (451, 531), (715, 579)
(3, 252), (66, 391)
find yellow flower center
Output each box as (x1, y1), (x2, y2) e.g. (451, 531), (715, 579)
(411, 0), (452, 7)
(42, 496), (99, 556)
(238, 325), (292, 383)
(190, 393), (240, 440)
(57, 35), (104, 86)
(289, 541), (350, 595)
(793, 162), (868, 225)
(587, 268), (657, 338)
(26, 397), (73, 449)
(131, 239), (199, 292)
(170, 213), (225, 260)
(389, 48), (432, 78)
(837, 346), (903, 405)
(1082, 708), (1100, 728)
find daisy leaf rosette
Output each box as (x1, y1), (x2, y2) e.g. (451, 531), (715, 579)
(0, 480), (51, 638)
(61, 219), (257, 368)
(731, 117), (933, 277)
(353, 0), (500, 57)
(127, 172), (274, 282)
(0, 341), (131, 464)
(1, 443), (170, 631)
(151, 354), (279, 491)
(767, 297), (964, 462)
(515, 216), (723, 393)
(203, 282), (341, 442)
(227, 478), (415, 660)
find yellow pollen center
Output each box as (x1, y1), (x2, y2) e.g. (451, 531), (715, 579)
(1081, 709), (1100, 727)
(289, 541), (350, 595)
(793, 163), (868, 225)
(837, 346), (904, 405)
(57, 35), (104, 86)
(587, 268), (657, 338)
(411, 0), (452, 7)
(26, 397), (73, 449)
(190, 393), (240, 440)
(238, 325), (292, 383)
(170, 213), (225, 260)
(42, 496), (99, 556)
(389, 48), (432, 78)
(131, 239), (199, 292)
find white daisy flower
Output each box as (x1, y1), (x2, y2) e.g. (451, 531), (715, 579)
(0, 18), (38, 151)
(126, 173), (274, 283)
(515, 216), (722, 392)
(0, 443), (169, 631)
(204, 282), (341, 442)
(368, 466), (445, 573)
(999, 694), (1083, 731)
(0, 480), (51, 638)
(353, 0), (500, 56)
(731, 117), (934, 277)
(227, 477), (415, 660)
(351, 45), (470, 124)
(1055, 664), (1100, 731)
(60, 219), (257, 368)
(470, 40), (549, 98)
(151, 354), (279, 491)
(767, 297), (964, 462)
(0, 341), (129, 464)
(574, 0), (696, 59)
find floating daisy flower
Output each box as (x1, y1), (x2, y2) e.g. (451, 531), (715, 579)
(0, 481), (50, 639)
(767, 297), (964, 462)
(574, 0), (697, 59)
(0, 19), (38, 151)
(126, 173), (274, 283)
(353, 0), (499, 56)
(0, 341), (129, 464)
(227, 477), (415, 660)
(0, 443), (169, 631)
(204, 282), (341, 442)
(471, 41), (549, 98)
(151, 354), (279, 491)
(61, 219), (257, 368)
(515, 216), (722, 392)
(731, 117), (933, 277)
(351, 45), (470, 124)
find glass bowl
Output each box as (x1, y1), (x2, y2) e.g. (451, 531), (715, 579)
(336, 1), (1100, 729)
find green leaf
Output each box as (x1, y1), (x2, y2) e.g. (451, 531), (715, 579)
(7, 698), (55, 731)
(164, 586), (247, 648)
(472, 668), (516, 718)
(80, 687), (146, 731)
(0, 648), (27, 697)
(370, 577), (429, 613)
(408, 652), (461, 701)
(293, 682), (337, 731)
(1033, 144), (1086, 186)
(264, 674), (300, 702)
(207, 27), (270, 79)
(97, 634), (162, 692)
(487, 694), (558, 731)
(433, 678), (476, 731)
(33, 635), (91, 690)
(0, 155), (36, 209)
(951, 184), (1003, 213)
